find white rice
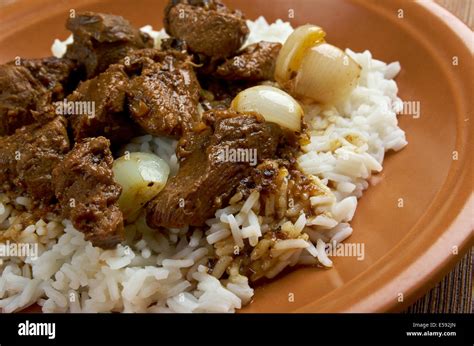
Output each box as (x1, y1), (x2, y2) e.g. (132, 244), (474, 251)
(0, 16), (407, 313)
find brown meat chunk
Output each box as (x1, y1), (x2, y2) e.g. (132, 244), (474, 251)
(199, 77), (251, 111)
(126, 50), (201, 138)
(160, 37), (188, 53)
(14, 57), (84, 101)
(0, 117), (70, 203)
(164, 0), (249, 59)
(66, 64), (136, 145)
(215, 42), (282, 81)
(52, 137), (123, 248)
(0, 64), (50, 136)
(65, 12), (153, 78)
(146, 110), (282, 228)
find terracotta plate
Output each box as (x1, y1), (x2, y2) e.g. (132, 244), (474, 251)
(0, 0), (472, 313)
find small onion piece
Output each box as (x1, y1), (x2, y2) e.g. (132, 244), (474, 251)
(275, 24), (362, 105)
(275, 24), (326, 85)
(293, 43), (361, 104)
(113, 152), (170, 221)
(230, 86), (303, 132)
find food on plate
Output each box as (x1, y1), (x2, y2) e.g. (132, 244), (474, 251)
(113, 152), (170, 222)
(0, 56), (82, 136)
(0, 0), (407, 313)
(164, 0), (249, 59)
(275, 24), (361, 104)
(0, 117), (70, 203)
(215, 41), (282, 81)
(52, 137), (124, 248)
(67, 64), (135, 145)
(126, 49), (201, 138)
(146, 109), (283, 229)
(230, 85), (303, 132)
(65, 12), (153, 78)
(0, 65), (51, 136)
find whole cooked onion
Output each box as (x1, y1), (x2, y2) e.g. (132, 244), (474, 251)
(230, 85), (304, 132)
(113, 152), (170, 221)
(275, 25), (361, 105)
(275, 24), (326, 84)
(293, 43), (361, 104)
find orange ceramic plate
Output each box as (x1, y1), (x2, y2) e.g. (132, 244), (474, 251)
(0, 0), (472, 313)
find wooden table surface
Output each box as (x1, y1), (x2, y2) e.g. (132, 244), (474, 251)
(406, 0), (473, 314)
(435, 0), (474, 29)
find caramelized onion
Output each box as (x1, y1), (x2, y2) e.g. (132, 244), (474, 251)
(275, 24), (326, 84)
